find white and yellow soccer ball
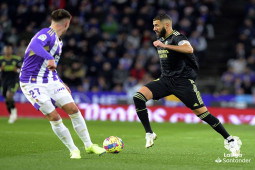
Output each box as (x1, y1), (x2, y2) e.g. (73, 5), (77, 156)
(103, 136), (124, 153)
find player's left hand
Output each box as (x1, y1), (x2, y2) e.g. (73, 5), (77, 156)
(153, 40), (165, 48)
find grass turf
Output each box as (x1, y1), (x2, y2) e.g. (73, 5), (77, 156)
(0, 117), (254, 170)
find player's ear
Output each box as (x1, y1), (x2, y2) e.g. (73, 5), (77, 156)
(165, 22), (170, 29)
(64, 21), (68, 28)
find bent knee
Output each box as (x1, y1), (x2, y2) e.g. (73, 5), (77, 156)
(62, 103), (79, 115)
(138, 86), (152, 100)
(70, 106), (79, 114)
(133, 92), (147, 103)
(45, 110), (61, 121)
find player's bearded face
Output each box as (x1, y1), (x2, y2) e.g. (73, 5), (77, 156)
(158, 27), (166, 38)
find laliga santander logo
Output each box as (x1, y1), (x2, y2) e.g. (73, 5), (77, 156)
(215, 153), (251, 164)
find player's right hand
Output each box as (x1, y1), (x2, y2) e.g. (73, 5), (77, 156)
(47, 59), (56, 71)
(153, 40), (165, 48)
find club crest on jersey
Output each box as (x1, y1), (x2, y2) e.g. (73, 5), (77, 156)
(38, 34), (47, 41)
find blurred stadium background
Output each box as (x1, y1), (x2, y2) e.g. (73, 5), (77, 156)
(1, 0), (255, 124)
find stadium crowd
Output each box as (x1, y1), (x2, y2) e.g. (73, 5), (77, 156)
(218, 0), (255, 95)
(0, 0), (220, 92)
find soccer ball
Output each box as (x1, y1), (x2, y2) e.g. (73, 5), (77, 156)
(103, 136), (124, 153)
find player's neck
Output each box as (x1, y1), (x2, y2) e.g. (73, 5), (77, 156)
(164, 28), (173, 39)
(50, 25), (62, 38)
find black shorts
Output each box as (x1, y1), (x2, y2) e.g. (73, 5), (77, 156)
(1, 80), (19, 98)
(145, 77), (205, 110)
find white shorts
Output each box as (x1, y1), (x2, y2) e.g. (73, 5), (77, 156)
(20, 81), (74, 115)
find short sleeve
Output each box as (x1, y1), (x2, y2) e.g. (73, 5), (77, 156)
(32, 31), (50, 47)
(174, 34), (191, 46)
(28, 28), (54, 60)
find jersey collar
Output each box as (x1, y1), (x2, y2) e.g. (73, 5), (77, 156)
(162, 30), (175, 41)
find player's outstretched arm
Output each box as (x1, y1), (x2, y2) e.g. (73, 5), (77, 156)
(29, 35), (54, 60)
(153, 40), (193, 53)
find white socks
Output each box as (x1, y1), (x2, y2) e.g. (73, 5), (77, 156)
(50, 119), (78, 152)
(69, 111), (93, 148)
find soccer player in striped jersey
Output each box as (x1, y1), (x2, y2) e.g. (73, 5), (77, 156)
(19, 9), (106, 159)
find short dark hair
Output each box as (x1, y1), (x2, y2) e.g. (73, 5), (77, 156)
(153, 13), (172, 21)
(51, 9), (72, 22)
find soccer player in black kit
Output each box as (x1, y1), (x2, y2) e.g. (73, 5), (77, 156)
(0, 45), (21, 123)
(133, 13), (241, 156)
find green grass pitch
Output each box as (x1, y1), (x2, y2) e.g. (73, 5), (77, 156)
(0, 117), (254, 170)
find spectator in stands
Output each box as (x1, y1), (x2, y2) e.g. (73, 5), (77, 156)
(189, 31), (207, 61)
(240, 67), (255, 84)
(241, 78), (253, 94)
(227, 57), (247, 74)
(113, 63), (129, 86)
(247, 56), (255, 71)
(130, 61), (145, 81)
(101, 15), (118, 37)
(63, 60), (86, 90)
(215, 67), (236, 95)
(99, 62), (113, 88)
(126, 29), (141, 49)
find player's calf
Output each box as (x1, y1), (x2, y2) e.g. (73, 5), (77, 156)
(133, 92), (153, 133)
(197, 110), (230, 139)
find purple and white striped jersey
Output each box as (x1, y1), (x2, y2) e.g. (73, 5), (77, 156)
(20, 27), (63, 84)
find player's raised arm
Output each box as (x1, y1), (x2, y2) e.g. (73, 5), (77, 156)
(28, 32), (56, 71)
(153, 39), (194, 53)
(28, 33), (54, 60)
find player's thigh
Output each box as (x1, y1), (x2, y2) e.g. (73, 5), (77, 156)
(173, 78), (205, 110)
(20, 82), (55, 115)
(50, 81), (75, 108)
(6, 82), (18, 99)
(8, 81), (19, 93)
(144, 78), (171, 100)
(138, 86), (153, 100)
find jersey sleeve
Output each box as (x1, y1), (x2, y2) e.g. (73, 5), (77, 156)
(174, 34), (191, 46)
(29, 30), (54, 60)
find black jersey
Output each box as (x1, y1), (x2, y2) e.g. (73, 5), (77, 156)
(157, 30), (199, 80)
(0, 55), (22, 83)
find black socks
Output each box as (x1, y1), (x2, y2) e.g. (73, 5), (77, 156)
(198, 111), (230, 139)
(5, 100), (15, 114)
(133, 92), (153, 133)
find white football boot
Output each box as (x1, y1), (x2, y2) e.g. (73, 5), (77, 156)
(145, 132), (157, 148)
(8, 108), (17, 124)
(224, 136), (242, 157)
(70, 149), (81, 159)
